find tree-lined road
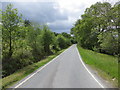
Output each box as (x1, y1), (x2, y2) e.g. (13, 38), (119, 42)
(13, 45), (104, 88)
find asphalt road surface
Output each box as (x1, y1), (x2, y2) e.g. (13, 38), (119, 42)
(13, 44), (105, 88)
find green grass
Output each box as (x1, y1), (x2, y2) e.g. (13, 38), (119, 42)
(77, 45), (118, 87)
(2, 49), (65, 89)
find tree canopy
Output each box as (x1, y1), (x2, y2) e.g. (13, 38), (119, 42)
(2, 4), (72, 77)
(71, 2), (119, 56)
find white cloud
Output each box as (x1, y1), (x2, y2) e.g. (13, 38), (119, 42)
(2, 0), (119, 33)
(52, 0), (119, 32)
(1, 0), (56, 2)
(0, 22), (2, 25)
(56, 0), (119, 19)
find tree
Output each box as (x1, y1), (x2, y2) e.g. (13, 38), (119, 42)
(2, 4), (72, 78)
(51, 36), (59, 53)
(27, 24), (44, 61)
(71, 2), (119, 55)
(57, 35), (67, 49)
(24, 19), (31, 27)
(2, 4), (22, 59)
(41, 25), (55, 55)
(61, 32), (71, 38)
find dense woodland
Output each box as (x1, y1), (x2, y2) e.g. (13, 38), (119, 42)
(71, 2), (120, 56)
(2, 4), (75, 77)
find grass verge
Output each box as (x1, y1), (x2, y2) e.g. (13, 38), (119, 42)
(2, 49), (65, 89)
(77, 45), (118, 87)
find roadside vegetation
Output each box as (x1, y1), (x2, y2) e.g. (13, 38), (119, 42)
(2, 49), (65, 89)
(71, 2), (119, 56)
(71, 2), (119, 87)
(1, 4), (75, 83)
(77, 46), (118, 87)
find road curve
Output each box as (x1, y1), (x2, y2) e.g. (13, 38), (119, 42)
(12, 44), (104, 88)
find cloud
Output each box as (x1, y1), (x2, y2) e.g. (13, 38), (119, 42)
(12, 2), (68, 22)
(2, 0), (119, 33)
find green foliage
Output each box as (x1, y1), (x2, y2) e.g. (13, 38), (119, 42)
(2, 4), (72, 78)
(51, 36), (59, 53)
(57, 34), (71, 49)
(61, 32), (71, 38)
(41, 25), (55, 55)
(71, 2), (119, 56)
(27, 25), (44, 61)
(2, 4), (22, 59)
(98, 31), (118, 55)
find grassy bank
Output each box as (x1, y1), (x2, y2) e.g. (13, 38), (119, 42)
(2, 49), (65, 89)
(77, 45), (118, 87)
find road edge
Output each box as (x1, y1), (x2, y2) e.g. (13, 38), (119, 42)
(76, 45), (104, 88)
(14, 46), (72, 88)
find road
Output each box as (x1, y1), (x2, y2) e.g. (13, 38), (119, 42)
(13, 44), (104, 88)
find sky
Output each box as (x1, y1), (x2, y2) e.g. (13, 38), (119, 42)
(1, 0), (119, 33)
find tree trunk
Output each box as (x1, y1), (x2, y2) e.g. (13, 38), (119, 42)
(9, 30), (12, 58)
(44, 44), (50, 55)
